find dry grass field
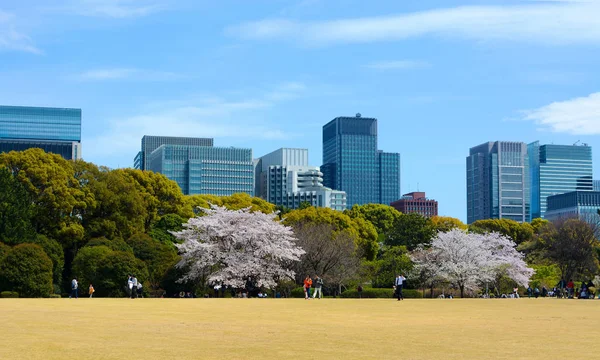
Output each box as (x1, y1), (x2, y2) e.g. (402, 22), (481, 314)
(0, 298), (599, 359)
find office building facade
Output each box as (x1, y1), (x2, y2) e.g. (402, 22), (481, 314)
(467, 141), (530, 224)
(134, 135), (214, 170)
(0, 105), (82, 160)
(256, 148), (347, 211)
(322, 114), (400, 208)
(528, 142), (593, 220)
(545, 191), (600, 227)
(390, 192), (438, 217)
(148, 144), (253, 196)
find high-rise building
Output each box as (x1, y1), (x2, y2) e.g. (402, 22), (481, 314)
(322, 114), (400, 208)
(148, 144), (253, 196)
(390, 192), (438, 217)
(0, 105), (82, 160)
(593, 180), (600, 192)
(466, 141), (530, 224)
(134, 135), (214, 170)
(255, 148), (347, 211)
(528, 142), (593, 220)
(545, 191), (600, 227)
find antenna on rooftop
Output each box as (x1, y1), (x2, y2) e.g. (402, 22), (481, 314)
(574, 140), (580, 146)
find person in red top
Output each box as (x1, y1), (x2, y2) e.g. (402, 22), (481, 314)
(566, 279), (575, 298)
(303, 276), (313, 300)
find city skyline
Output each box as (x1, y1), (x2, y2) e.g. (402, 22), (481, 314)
(2, 0), (600, 221)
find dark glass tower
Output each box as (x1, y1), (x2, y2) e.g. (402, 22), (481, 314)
(134, 135), (214, 170)
(322, 114), (400, 208)
(467, 141), (530, 224)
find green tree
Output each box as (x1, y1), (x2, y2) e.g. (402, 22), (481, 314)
(0, 243), (53, 297)
(127, 233), (179, 290)
(0, 167), (36, 245)
(530, 218), (550, 234)
(0, 243), (10, 261)
(85, 237), (132, 252)
(185, 193), (275, 214)
(298, 201), (312, 210)
(72, 245), (148, 297)
(0, 149), (89, 247)
(542, 219), (600, 282)
(344, 204), (401, 238)
(469, 219), (534, 245)
(27, 235), (64, 285)
(148, 214), (186, 244)
(529, 264), (561, 289)
(430, 216), (467, 233)
(385, 213), (436, 250)
(370, 246), (413, 288)
(284, 207), (378, 260)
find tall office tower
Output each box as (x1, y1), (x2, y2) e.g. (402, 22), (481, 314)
(255, 148), (346, 211)
(466, 141), (530, 224)
(148, 145), (253, 196)
(134, 135), (214, 170)
(528, 142), (593, 220)
(594, 180), (600, 192)
(322, 114), (400, 208)
(0, 105), (82, 160)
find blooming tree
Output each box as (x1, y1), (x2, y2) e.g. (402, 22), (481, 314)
(411, 229), (533, 298)
(173, 205), (305, 289)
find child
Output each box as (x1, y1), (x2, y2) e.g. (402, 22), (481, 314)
(89, 284), (95, 298)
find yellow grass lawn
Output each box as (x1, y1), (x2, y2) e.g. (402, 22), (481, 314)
(0, 298), (598, 359)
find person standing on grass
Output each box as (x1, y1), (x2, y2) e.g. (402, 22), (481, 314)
(131, 275), (138, 299)
(394, 274), (406, 301)
(313, 275), (324, 299)
(136, 281), (143, 298)
(303, 275), (312, 300)
(89, 284), (95, 298)
(70, 277), (78, 299)
(127, 275), (133, 297)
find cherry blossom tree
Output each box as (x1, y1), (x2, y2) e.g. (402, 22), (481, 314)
(411, 229), (533, 298)
(173, 205), (305, 289)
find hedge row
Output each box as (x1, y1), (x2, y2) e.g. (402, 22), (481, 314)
(0, 291), (19, 298)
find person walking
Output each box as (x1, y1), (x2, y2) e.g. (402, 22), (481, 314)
(127, 275), (133, 297)
(303, 275), (312, 300)
(313, 275), (324, 299)
(136, 281), (143, 298)
(394, 274), (406, 301)
(131, 275), (138, 299)
(89, 284), (95, 298)
(70, 277), (78, 299)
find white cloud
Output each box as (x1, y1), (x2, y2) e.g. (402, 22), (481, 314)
(0, 10), (41, 54)
(68, 0), (165, 18)
(227, 2), (600, 46)
(83, 83), (306, 161)
(77, 68), (180, 81)
(364, 60), (430, 70)
(522, 92), (600, 135)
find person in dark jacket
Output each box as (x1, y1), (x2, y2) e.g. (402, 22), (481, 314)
(312, 275), (324, 299)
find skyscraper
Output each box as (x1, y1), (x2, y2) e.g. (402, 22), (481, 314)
(322, 114), (400, 208)
(528, 142), (593, 220)
(466, 141), (530, 224)
(148, 144), (253, 196)
(134, 135), (214, 170)
(0, 105), (82, 160)
(255, 148), (347, 210)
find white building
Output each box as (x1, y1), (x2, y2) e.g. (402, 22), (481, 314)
(255, 148), (347, 211)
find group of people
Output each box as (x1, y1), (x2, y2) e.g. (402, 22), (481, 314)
(69, 277), (95, 299)
(303, 275), (324, 299)
(127, 275), (143, 299)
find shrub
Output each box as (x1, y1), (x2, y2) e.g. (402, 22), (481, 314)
(340, 287), (423, 299)
(0, 244), (53, 297)
(291, 287), (306, 298)
(49, 294), (61, 298)
(0, 291), (19, 298)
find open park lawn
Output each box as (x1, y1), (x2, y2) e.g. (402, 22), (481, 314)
(1, 298), (599, 359)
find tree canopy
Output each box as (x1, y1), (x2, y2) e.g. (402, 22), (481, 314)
(385, 213), (436, 250)
(344, 204), (401, 237)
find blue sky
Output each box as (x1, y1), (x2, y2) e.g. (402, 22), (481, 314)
(1, 0), (600, 221)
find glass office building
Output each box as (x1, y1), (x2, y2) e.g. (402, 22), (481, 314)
(528, 142), (592, 220)
(0, 105), (82, 160)
(148, 145), (253, 196)
(546, 191), (600, 227)
(135, 135), (214, 170)
(467, 141), (530, 224)
(322, 114), (400, 208)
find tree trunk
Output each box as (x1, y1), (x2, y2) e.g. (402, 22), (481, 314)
(460, 285), (465, 298)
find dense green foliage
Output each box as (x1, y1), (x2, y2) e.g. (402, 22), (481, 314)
(0, 244), (53, 297)
(385, 213), (436, 250)
(368, 246), (413, 288)
(469, 218), (534, 245)
(0, 168), (36, 245)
